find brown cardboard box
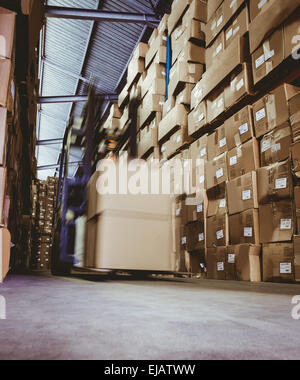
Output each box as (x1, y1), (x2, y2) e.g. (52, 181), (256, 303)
(206, 247), (227, 280)
(260, 200), (294, 244)
(249, 0), (299, 54)
(140, 94), (164, 127)
(207, 183), (228, 218)
(208, 124), (227, 160)
(207, 0), (223, 21)
(257, 160), (293, 205)
(289, 93), (300, 142)
(252, 84), (290, 139)
(158, 104), (188, 142)
(190, 134), (209, 164)
(252, 27), (284, 85)
(132, 42), (149, 60)
(169, 0), (206, 35)
(227, 138), (260, 181)
(176, 83), (194, 106)
(158, 14), (169, 36)
(0, 8), (15, 59)
(188, 101), (207, 137)
(225, 6), (249, 48)
(207, 87), (225, 123)
(169, 61), (204, 97)
(295, 235), (300, 282)
(191, 80), (204, 109)
(0, 59), (11, 107)
(145, 34), (167, 69)
(206, 153), (228, 190)
(228, 244), (262, 282)
(224, 105), (254, 150)
(186, 221), (205, 251)
(163, 96), (176, 118)
(260, 122), (291, 167)
(263, 243), (295, 283)
(127, 58), (145, 88)
(0, 167), (6, 224)
(249, 0), (270, 22)
(206, 213), (229, 248)
(186, 192), (207, 223)
(141, 77), (165, 100)
(295, 188), (300, 234)
(229, 209), (260, 245)
(175, 196), (189, 226)
(227, 171), (258, 215)
(195, 36), (248, 103)
(137, 118), (159, 158)
(0, 108), (7, 166)
(224, 62), (252, 109)
(206, 31), (225, 68)
(291, 141), (300, 178)
(0, 227), (11, 283)
(166, 127), (191, 157)
(185, 250), (206, 274)
(284, 8), (300, 59)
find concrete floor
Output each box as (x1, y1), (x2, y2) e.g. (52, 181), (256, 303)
(0, 273), (300, 360)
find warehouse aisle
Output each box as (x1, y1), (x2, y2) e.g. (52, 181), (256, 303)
(0, 274), (299, 360)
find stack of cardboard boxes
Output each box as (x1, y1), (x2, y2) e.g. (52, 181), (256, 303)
(30, 178), (58, 272)
(96, 0), (300, 282)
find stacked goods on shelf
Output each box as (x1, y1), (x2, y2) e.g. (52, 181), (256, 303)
(30, 178), (58, 272)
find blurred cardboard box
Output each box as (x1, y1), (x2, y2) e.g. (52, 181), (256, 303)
(169, 0), (206, 35)
(229, 208), (260, 245)
(186, 221), (206, 251)
(188, 101), (207, 136)
(0, 59), (11, 107)
(206, 31), (225, 68)
(257, 160), (293, 205)
(228, 244), (261, 282)
(224, 105), (254, 150)
(169, 61), (204, 97)
(263, 243), (294, 283)
(206, 213), (229, 248)
(163, 96), (176, 118)
(158, 104), (188, 142)
(207, 183), (228, 218)
(185, 192), (207, 223)
(190, 134), (209, 164)
(227, 138), (260, 181)
(118, 84), (129, 109)
(260, 122), (291, 167)
(145, 34), (167, 69)
(206, 153), (228, 190)
(227, 171), (258, 215)
(206, 247), (227, 280)
(260, 200), (294, 244)
(225, 6), (249, 48)
(137, 118), (159, 159)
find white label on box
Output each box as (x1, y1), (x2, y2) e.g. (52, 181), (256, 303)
(239, 123), (249, 135)
(233, 26), (240, 36)
(256, 108), (266, 121)
(200, 148), (206, 157)
(217, 15), (223, 27)
(199, 233), (204, 242)
(197, 204), (203, 213)
(236, 79), (244, 92)
(211, 20), (217, 31)
(271, 143), (281, 153)
(162, 36), (167, 41)
(244, 227), (253, 237)
(182, 237), (187, 245)
(218, 98), (224, 108)
(230, 155), (238, 166)
(215, 43), (223, 55)
(217, 262), (225, 271)
(228, 254), (235, 264)
(219, 137), (227, 148)
(199, 175), (205, 184)
(198, 113), (204, 122)
(176, 208), (181, 216)
(226, 28), (233, 41)
(216, 168), (224, 179)
(262, 140), (271, 153)
(275, 178), (287, 190)
(219, 199), (226, 208)
(280, 219), (292, 230)
(265, 50), (275, 61)
(256, 54), (265, 68)
(230, 0), (237, 8)
(176, 136), (182, 144)
(258, 0), (267, 9)
(217, 230), (224, 240)
(280, 263), (292, 274)
(242, 190), (251, 200)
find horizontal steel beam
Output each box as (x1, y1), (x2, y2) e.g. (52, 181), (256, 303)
(37, 94), (118, 104)
(37, 162), (82, 171)
(44, 6), (160, 24)
(37, 139), (63, 146)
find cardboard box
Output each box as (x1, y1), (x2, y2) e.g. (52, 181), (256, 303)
(263, 243), (295, 283)
(0, 8), (15, 59)
(229, 208), (260, 245)
(206, 153), (228, 190)
(284, 8), (300, 59)
(163, 96), (176, 118)
(224, 106), (254, 150)
(206, 213), (229, 248)
(176, 83), (194, 107)
(158, 14), (169, 36)
(0, 107), (7, 166)
(225, 6), (249, 48)
(289, 93), (300, 142)
(228, 244), (262, 282)
(206, 31), (225, 68)
(132, 42), (149, 60)
(190, 134), (209, 164)
(207, 0), (223, 21)
(140, 93), (164, 127)
(207, 183), (228, 218)
(207, 124), (227, 160)
(158, 104), (188, 142)
(0, 228), (11, 283)
(145, 35), (167, 69)
(249, 0), (270, 22)
(188, 101), (207, 136)
(0, 167), (6, 224)
(295, 188), (300, 234)
(295, 235), (300, 282)
(127, 58), (145, 88)
(186, 192), (207, 223)
(291, 141), (300, 178)
(169, 0), (206, 35)
(185, 250), (206, 274)
(169, 61), (204, 97)
(227, 138), (260, 181)
(206, 247), (227, 280)
(186, 221), (205, 251)
(175, 196), (189, 226)
(257, 159), (293, 205)
(163, 127), (190, 158)
(252, 84), (290, 138)
(191, 80), (204, 110)
(260, 200), (294, 244)
(0, 59), (11, 107)
(207, 87), (225, 123)
(260, 122), (291, 167)
(224, 62), (252, 109)
(141, 76), (165, 100)
(227, 171), (258, 215)
(252, 27), (284, 85)
(249, 0), (299, 54)
(137, 118), (159, 158)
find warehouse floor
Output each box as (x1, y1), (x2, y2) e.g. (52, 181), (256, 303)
(0, 274), (300, 360)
